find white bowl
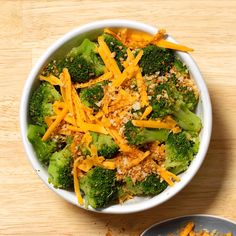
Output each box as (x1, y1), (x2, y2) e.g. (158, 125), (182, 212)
(20, 19), (212, 214)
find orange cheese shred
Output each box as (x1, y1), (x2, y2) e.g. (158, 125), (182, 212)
(97, 36), (121, 78)
(102, 159), (117, 170)
(42, 105), (68, 141)
(155, 39), (194, 52)
(80, 122), (108, 134)
(157, 165), (180, 186)
(44, 116), (55, 127)
(107, 128), (145, 156)
(62, 68), (76, 123)
(136, 68), (149, 107)
(179, 222), (195, 236)
(71, 86), (86, 126)
(140, 106), (153, 120)
(150, 29), (166, 44)
(128, 151), (150, 168)
(104, 28), (122, 40)
(132, 116), (178, 130)
(74, 71), (113, 89)
(112, 50), (143, 88)
(39, 74), (63, 86)
(66, 125), (84, 133)
(73, 160), (83, 205)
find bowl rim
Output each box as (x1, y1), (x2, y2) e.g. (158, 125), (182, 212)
(20, 19), (212, 214)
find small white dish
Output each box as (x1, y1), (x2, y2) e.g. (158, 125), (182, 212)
(141, 214), (236, 235)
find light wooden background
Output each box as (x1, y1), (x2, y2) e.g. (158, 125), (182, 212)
(0, 1), (236, 235)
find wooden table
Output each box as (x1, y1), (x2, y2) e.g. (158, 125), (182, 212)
(1, 1), (236, 235)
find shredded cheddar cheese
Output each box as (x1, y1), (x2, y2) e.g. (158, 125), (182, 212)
(73, 159), (83, 205)
(39, 74), (63, 86)
(156, 165), (180, 186)
(132, 116), (179, 130)
(136, 68), (149, 107)
(179, 222), (195, 236)
(112, 50), (143, 88)
(140, 106), (153, 120)
(97, 36), (121, 78)
(74, 71), (113, 89)
(42, 105), (68, 141)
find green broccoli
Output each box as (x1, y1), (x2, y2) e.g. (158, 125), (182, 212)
(48, 148), (74, 189)
(139, 45), (175, 76)
(78, 132), (119, 159)
(103, 34), (127, 71)
(164, 131), (199, 174)
(150, 78), (201, 132)
(150, 80), (180, 118)
(43, 39), (105, 83)
(29, 82), (61, 126)
(122, 175), (168, 196)
(79, 167), (117, 208)
(42, 58), (67, 77)
(90, 132), (119, 159)
(27, 124), (56, 166)
(173, 59), (199, 111)
(174, 58), (188, 75)
(177, 86), (199, 112)
(124, 120), (169, 146)
(79, 83), (104, 111)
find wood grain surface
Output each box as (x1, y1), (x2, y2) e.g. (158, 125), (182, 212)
(0, 1), (236, 235)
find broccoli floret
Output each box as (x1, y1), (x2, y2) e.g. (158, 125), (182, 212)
(150, 78), (201, 132)
(42, 58), (67, 77)
(48, 148), (74, 189)
(171, 100), (201, 132)
(79, 167), (117, 208)
(66, 56), (97, 83)
(139, 45), (175, 76)
(67, 39), (105, 83)
(122, 175), (167, 196)
(151, 80), (180, 118)
(43, 39), (104, 83)
(79, 83), (104, 111)
(124, 120), (169, 146)
(27, 125), (57, 166)
(29, 82), (61, 126)
(79, 132), (119, 159)
(103, 34), (127, 71)
(174, 58), (188, 75)
(90, 132), (119, 159)
(172, 59), (199, 111)
(164, 131), (199, 174)
(177, 86), (199, 111)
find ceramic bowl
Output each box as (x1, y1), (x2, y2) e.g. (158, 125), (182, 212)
(20, 19), (212, 214)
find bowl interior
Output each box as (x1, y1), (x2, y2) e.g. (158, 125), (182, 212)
(20, 20), (212, 214)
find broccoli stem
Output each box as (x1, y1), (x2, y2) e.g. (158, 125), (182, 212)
(139, 128), (169, 144)
(124, 120), (169, 146)
(27, 124), (56, 166)
(173, 103), (201, 132)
